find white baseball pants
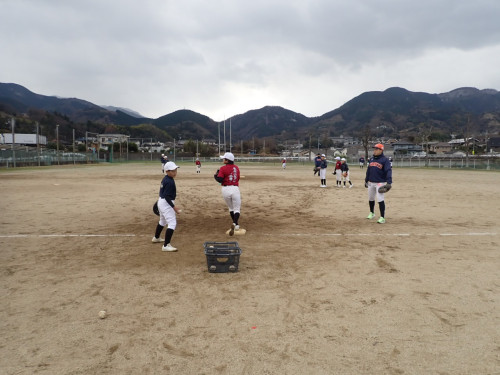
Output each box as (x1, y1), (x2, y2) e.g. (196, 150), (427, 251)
(158, 198), (177, 230)
(367, 182), (387, 202)
(221, 186), (241, 213)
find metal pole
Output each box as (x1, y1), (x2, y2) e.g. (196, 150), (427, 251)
(56, 124), (60, 165)
(218, 122), (220, 155)
(11, 118), (16, 168)
(73, 128), (76, 165)
(36, 122), (40, 167)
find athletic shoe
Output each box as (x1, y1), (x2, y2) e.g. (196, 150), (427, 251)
(152, 237), (164, 243)
(235, 225), (240, 231)
(320, 185), (326, 188)
(366, 212), (375, 219)
(229, 223), (235, 236)
(162, 243), (177, 252)
(349, 184), (353, 188)
(343, 185), (346, 188)
(377, 217), (386, 224)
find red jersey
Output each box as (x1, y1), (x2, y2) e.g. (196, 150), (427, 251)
(195, 160), (201, 166)
(335, 161), (342, 170)
(217, 164), (240, 186)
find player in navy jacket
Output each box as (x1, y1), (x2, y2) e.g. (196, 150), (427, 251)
(364, 144), (392, 224)
(313, 153), (322, 176)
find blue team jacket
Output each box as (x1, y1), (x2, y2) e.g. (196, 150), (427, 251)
(365, 153), (392, 184)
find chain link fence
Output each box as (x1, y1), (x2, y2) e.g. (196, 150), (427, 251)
(1, 148), (499, 170)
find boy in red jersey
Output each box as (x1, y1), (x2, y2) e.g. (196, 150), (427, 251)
(214, 152), (241, 235)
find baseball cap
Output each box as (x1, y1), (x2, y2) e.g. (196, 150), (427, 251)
(220, 152), (235, 161)
(373, 143), (384, 150)
(341, 158), (346, 161)
(164, 161), (180, 171)
(321, 154), (326, 157)
(335, 156), (340, 160)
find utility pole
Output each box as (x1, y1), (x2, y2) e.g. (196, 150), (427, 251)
(73, 128), (76, 165)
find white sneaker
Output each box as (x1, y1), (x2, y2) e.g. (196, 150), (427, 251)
(162, 243), (177, 252)
(343, 185), (346, 188)
(152, 237), (164, 243)
(349, 184), (353, 188)
(235, 225), (240, 231)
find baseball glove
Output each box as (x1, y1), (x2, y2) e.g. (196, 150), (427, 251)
(342, 172), (347, 177)
(378, 184), (392, 193)
(153, 201), (160, 216)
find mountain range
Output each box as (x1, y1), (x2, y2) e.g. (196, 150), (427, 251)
(1, 82), (499, 144)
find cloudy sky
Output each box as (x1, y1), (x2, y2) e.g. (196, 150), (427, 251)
(1, 0), (500, 121)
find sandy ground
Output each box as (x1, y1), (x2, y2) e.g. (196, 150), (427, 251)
(1, 162), (499, 375)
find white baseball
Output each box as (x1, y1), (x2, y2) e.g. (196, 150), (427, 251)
(98, 310), (107, 319)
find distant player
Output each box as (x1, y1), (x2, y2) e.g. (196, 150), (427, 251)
(365, 144), (392, 224)
(340, 158), (353, 188)
(334, 156), (342, 187)
(359, 156), (365, 169)
(160, 154), (167, 173)
(282, 158), (287, 170)
(313, 153), (322, 176)
(214, 152), (241, 235)
(195, 158), (201, 173)
(152, 162), (181, 251)
(319, 154), (328, 187)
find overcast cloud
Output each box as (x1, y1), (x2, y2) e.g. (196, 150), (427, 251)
(1, 0), (500, 121)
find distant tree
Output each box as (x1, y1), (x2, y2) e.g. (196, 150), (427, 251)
(359, 125), (371, 162)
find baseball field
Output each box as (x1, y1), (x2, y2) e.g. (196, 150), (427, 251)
(1, 162), (499, 374)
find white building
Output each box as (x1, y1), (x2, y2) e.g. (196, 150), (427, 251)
(0, 133), (47, 145)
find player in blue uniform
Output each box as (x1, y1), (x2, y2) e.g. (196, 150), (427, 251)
(365, 144), (392, 224)
(313, 153), (322, 176)
(340, 158), (353, 188)
(152, 161), (181, 251)
(319, 154), (328, 187)
(359, 156), (365, 169)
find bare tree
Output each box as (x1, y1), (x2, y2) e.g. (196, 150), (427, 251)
(417, 122), (433, 166)
(360, 125), (371, 162)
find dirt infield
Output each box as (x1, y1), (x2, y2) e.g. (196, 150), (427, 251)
(1, 162), (499, 374)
